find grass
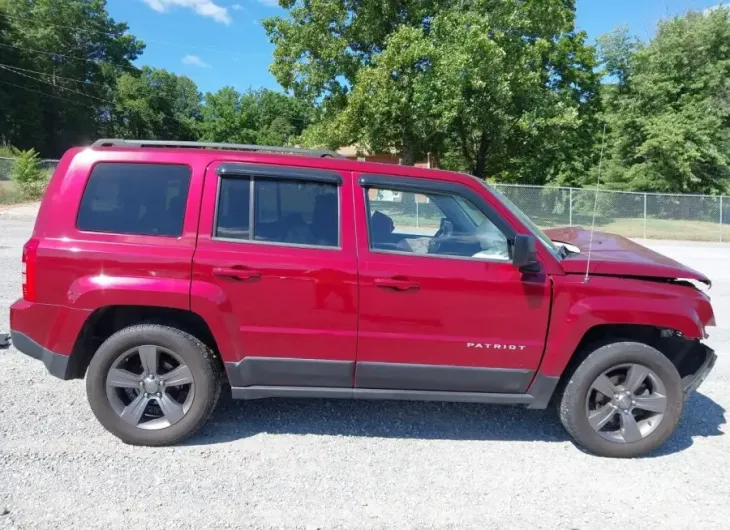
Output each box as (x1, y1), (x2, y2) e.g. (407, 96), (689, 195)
(390, 211), (729, 243)
(594, 217), (728, 242)
(0, 181), (23, 205)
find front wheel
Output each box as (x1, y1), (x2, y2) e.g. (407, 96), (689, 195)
(86, 324), (222, 446)
(559, 341), (683, 458)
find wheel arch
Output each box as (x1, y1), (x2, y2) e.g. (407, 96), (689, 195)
(529, 323), (712, 407)
(553, 324), (711, 391)
(67, 305), (225, 381)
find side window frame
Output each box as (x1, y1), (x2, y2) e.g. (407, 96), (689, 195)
(212, 163), (343, 250)
(359, 174), (516, 263)
(75, 161), (193, 238)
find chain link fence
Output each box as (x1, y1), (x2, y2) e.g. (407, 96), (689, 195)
(1, 156), (728, 242)
(371, 183), (729, 243)
(0, 156), (60, 203)
(0, 156), (60, 181)
(491, 184), (728, 242)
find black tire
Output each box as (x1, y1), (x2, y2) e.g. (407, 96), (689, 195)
(558, 341), (683, 458)
(86, 324), (222, 446)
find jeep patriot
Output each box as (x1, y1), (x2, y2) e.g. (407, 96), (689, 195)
(8, 139), (717, 458)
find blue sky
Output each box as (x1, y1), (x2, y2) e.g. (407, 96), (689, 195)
(106, 0), (726, 95)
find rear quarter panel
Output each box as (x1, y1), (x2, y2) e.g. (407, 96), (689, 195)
(26, 149), (207, 353)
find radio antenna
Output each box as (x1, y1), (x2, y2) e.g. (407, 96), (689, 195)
(584, 123), (608, 283)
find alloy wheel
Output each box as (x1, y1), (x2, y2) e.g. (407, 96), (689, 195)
(105, 345), (195, 430)
(585, 363), (668, 444)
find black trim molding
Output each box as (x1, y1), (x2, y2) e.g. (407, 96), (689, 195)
(524, 373), (560, 409)
(225, 357), (561, 409)
(10, 330), (72, 380)
(217, 163), (342, 184)
(355, 362), (533, 394)
(225, 357), (355, 388)
(232, 386), (535, 405)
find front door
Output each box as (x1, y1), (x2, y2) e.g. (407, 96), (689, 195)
(192, 162), (358, 390)
(354, 174), (551, 395)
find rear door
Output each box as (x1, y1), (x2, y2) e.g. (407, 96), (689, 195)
(192, 162), (358, 391)
(354, 174), (552, 395)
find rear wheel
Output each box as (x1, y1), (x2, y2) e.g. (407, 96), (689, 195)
(86, 324), (222, 446)
(559, 341), (683, 458)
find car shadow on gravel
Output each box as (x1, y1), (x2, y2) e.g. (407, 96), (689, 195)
(188, 389), (725, 456)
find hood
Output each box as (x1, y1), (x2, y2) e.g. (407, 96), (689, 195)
(544, 226), (711, 286)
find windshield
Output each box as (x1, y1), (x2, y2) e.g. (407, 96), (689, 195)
(472, 178), (561, 257)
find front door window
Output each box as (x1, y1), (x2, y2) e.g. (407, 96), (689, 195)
(365, 187), (509, 261)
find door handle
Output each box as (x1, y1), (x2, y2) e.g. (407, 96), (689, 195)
(213, 266), (262, 281)
(373, 277), (420, 291)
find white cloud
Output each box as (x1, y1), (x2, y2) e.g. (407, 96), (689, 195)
(258, 0), (279, 6)
(704, 3), (729, 14)
(182, 54), (211, 68)
(142, 0), (231, 24)
(231, 3), (243, 10)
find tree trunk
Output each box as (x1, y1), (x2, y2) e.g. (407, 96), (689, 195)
(473, 129), (490, 179)
(401, 146), (418, 165)
(400, 129), (418, 165)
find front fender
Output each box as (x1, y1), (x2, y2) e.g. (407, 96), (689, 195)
(538, 275), (712, 377)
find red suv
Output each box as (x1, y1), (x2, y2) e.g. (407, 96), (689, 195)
(8, 139), (716, 457)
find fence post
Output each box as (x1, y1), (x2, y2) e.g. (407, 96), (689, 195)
(721, 195), (724, 243)
(643, 193), (647, 241)
(569, 188), (573, 226)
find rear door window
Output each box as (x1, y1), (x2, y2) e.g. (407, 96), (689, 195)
(215, 176), (339, 248)
(77, 163), (191, 237)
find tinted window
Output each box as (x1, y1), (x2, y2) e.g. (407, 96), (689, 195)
(215, 177), (251, 240)
(77, 163), (191, 237)
(366, 186), (509, 260)
(216, 176), (339, 247)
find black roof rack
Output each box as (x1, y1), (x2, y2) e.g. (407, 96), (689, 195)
(91, 139), (345, 159)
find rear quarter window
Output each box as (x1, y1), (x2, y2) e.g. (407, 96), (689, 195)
(77, 163), (191, 237)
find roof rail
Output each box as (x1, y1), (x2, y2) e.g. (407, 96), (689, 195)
(91, 139), (345, 159)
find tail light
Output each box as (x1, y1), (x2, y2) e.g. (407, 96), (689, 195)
(22, 238), (39, 302)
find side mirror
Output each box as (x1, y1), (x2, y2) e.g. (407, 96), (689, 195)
(512, 234), (539, 271)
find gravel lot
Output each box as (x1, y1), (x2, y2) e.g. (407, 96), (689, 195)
(1, 208), (729, 529)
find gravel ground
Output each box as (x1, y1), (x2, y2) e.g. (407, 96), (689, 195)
(1, 211), (729, 529)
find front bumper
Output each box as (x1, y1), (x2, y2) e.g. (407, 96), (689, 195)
(9, 330), (72, 379)
(682, 345), (717, 395)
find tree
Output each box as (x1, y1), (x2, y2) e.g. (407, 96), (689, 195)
(430, 5), (601, 184)
(265, 0), (600, 182)
(0, 0), (144, 156)
(263, 0), (452, 161)
(113, 67), (201, 140)
(596, 26), (641, 91)
(199, 87), (312, 146)
(599, 8), (730, 194)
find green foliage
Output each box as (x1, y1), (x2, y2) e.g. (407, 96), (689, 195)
(598, 8), (730, 194)
(0, 144), (20, 158)
(265, 0), (601, 182)
(10, 148), (47, 199)
(0, 0), (144, 156)
(112, 67), (201, 140)
(199, 87), (311, 146)
(0, 0), (728, 197)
